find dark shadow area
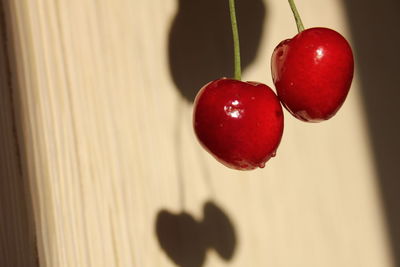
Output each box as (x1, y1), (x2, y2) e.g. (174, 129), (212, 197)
(155, 201), (236, 267)
(343, 0), (400, 265)
(0, 0), (38, 266)
(169, 0), (266, 102)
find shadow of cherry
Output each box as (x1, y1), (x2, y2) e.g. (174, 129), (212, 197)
(155, 201), (236, 267)
(168, 0), (266, 102)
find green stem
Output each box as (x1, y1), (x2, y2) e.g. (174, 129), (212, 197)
(229, 0), (241, 80)
(288, 0), (305, 32)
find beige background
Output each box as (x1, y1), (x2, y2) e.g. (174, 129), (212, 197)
(1, 0), (399, 266)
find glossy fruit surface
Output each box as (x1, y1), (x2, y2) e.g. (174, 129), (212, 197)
(193, 78), (284, 170)
(271, 27), (354, 122)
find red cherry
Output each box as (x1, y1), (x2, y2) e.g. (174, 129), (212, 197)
(193, 78), (284, 170)
(271, 27), (354, 122)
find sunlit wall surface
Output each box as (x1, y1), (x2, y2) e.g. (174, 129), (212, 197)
(0, 0), (399, 266)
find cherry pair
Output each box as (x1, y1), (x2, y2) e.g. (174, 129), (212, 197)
(193, 2), (354, 170)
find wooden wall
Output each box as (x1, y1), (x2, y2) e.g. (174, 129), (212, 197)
(0, 0), (397, 266)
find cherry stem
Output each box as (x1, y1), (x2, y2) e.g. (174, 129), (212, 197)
(229, 0), (241, 80)
(288, 0), (305, 32)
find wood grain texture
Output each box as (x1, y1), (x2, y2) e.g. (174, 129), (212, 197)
(0, 1), (37, 265)
(1, 0), (395, 266)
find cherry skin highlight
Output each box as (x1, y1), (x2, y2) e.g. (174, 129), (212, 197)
(271, 27), (354, 122)
(193, 78), (284, 170)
